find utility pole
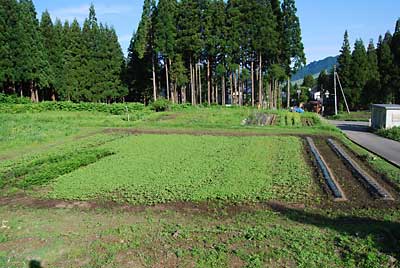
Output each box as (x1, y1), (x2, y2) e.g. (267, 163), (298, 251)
(335, 71), (350, 114)
(333, 65), (338, 115)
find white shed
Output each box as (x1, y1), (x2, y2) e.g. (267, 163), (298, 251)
(371, 104), (400, 129)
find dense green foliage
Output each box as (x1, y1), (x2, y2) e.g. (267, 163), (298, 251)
(0, 101), (144, 114)
(0, 93), (30, 104)
(1, 0), (305, 108)
(0, 3), (126, 103)
(149, 98), (172, 112)
(376, 126), (400, 142)
(337, 20), (400, 109)
(125, 0), (305, 108)
(47, 135), (313, 204)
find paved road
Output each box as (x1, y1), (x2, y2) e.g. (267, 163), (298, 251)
(330, 120), (400, 168)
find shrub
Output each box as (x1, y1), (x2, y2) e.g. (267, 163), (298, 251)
(376, 126), (400, 142)
(150, 98), (171, 112)
(0, 93), (31, 104)
(0, 101), (145, 115)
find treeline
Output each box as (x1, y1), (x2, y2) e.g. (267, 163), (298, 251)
(0, 0), (126, 103)
(126, 0), (305, 107)
(336, 20), (400, 109)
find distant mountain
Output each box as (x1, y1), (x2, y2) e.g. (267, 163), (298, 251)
(292, 56), (338, 82)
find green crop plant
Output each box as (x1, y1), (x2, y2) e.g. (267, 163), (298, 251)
(46, 135), (314, 204)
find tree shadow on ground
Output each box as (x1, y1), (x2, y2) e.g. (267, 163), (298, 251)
(29, 260), (43, 268)
(268, 203), (400, 260)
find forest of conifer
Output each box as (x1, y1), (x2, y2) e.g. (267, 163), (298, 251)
(0, 0), (306, 107)
(0, 0), (126, 103)
(126, 0), (305, 107)
(335, 24), (400, 109)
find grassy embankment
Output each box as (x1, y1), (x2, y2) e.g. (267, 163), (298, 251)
(328, 111), (371, 122)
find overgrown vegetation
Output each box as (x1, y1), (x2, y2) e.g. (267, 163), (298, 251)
(328, 111), (371, 122)
(376, 126), (400, 142)
(150, 98), (172, 112)
(0, 93), (31, 104)
(0, 100), (144, 115)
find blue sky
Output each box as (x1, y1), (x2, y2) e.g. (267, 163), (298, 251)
(33, 0), (400, 63)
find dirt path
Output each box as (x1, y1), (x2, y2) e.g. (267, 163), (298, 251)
(103, 127), (319, 138)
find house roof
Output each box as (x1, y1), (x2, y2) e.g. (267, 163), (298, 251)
(372, 104), (400, 110)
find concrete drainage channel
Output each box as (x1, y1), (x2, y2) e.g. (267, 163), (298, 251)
(307, 137), (395, 202)
(327, 139), (394, 201)
(306, 137), (347, 201)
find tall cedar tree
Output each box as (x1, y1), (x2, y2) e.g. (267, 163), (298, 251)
(361, 40), (380, 106)
(281, 0), (305, 108)
(39, 10), (57, 100)
(226, 0), (242, 105)
(377, 33), (396, 103)
(302, 75), (315, 88)
(154, 0), (177, 102)
(0, 0), (19, 92)
(98, 25), (127, 102)
(126, 28), (156, 104)
(81, 5), (100, 101)
(338, 31), (352, 88)
(15, 0), (50, 102)
(126, 0), (156, 103)
(254, 0), (279, 107)
(204, 0), (226, 105)
(177, 0), (203, 105)
(52, 19), (65, 98)
(348, 39), (368, 109)
(61, 19), (82, 101)
(391, 19), (400, 103)
(133, 0), (157, 101)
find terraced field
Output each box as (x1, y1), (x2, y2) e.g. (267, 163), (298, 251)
(0, 106), (399, 268)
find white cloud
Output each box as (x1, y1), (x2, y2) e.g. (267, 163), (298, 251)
(50, 3), (134, 22)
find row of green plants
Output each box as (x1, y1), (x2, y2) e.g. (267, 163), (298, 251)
(0, 134), (120, 190)
(279, 112), (302, 127)
(0, 148), (114, 189)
